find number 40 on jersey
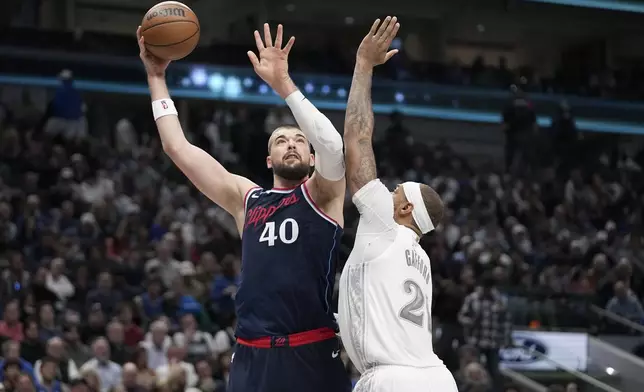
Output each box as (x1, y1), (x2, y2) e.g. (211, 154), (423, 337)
(259, 219), (299, 246)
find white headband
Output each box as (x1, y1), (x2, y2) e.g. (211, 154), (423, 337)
(402, 182), (435, 234)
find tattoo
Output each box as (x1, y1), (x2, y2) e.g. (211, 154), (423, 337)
(344, 63), (377, 196)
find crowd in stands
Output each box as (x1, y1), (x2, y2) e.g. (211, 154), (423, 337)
(0, 65), (643, 392)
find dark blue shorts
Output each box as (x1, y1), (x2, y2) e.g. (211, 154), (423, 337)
(228, 336), (352, 392)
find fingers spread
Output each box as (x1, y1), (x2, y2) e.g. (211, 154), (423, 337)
(384, 49), (399, 62)
(283, 36), (295, 55)
(247, 51), (260, 68)
(263, 23), (273, 47)
(254, 30), (264, 52)
(275, 24), (284, 49)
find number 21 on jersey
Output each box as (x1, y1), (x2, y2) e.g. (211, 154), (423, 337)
(259, 219), (300, 246)
(398, 280), (432, 332)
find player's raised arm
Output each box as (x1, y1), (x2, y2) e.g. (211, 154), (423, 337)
(137, 27), (257, 231)
(344, 17), (400, 198)
(248, 24), (346, 221)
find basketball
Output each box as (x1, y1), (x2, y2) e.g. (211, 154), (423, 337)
(140, 1), (200, 61)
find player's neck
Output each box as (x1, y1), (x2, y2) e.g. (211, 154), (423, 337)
(401, 224), (422, 242)
(272, 176), (308, 190)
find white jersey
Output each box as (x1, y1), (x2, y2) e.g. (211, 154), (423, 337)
(338, 179), (443, 374)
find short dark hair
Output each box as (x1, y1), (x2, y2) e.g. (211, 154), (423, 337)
(40, 356), (57, 367)
(267, 125), (306, 153)
(419, 184), (444, 229)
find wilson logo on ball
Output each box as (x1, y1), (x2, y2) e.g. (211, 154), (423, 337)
(146, 7), (186, 21)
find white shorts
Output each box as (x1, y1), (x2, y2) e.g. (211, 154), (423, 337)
(354, 364), (458, 392)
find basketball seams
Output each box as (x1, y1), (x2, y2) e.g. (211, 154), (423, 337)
(140, 19), (198, 34)
(143, 22), (200, 47)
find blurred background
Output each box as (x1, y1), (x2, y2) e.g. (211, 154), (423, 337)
(1, 0), (644, 391)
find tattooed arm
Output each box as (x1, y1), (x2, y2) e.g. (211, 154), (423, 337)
(344, 16), (399, 198)
(344, 62), (377, 197)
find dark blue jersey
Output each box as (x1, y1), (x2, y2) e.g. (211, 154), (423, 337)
(235, 183), (342, 339)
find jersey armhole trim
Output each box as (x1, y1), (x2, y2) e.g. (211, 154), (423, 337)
(243, 186), (262, 213)
(301, 182), (339, 227)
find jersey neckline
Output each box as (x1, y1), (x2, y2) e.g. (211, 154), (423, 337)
(271, 177), (309, 191)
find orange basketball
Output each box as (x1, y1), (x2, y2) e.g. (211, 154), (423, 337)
(140, 1), (200, 61)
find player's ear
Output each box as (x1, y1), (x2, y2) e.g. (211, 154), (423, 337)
(309, 154), (315, 168)
(400, 202), (414, 216)
(266, 156), (273, 169)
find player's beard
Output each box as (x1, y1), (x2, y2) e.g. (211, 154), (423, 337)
(272, 161), (311, 181)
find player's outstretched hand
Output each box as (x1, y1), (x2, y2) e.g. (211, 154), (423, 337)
(357, 16), (400, 67)
(137, 26), (171, 78)
(247, 23), (295, 91)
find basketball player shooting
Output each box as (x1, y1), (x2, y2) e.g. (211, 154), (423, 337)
(338, 17), (458, 392)
(137, 23), (351, 392)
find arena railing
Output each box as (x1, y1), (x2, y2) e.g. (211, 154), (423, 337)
(519, 347), (622, 392)
(500, 368), (548, 392)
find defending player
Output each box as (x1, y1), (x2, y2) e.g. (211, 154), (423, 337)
(338, 17), (458, 392)
(136, 23), (351, 392)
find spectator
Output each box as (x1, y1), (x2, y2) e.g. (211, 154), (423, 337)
(0, 341), (35, 380)
(606, 281), (644, 323)
(85, 272), (122, 316)
(173, 313), (216, 363)
(38, 304), (61, 342)
(134, 279), (165, 323)
(44, 70), (87, 141)
(37, 356), (64, 392)
(458, 274), (512, 391)
(140, 320), (171, 371)
(180, 262), (206, 302)
(154, 345), (197, 388)
(34, 337), (79, 385)
(80, 337), (122, 392)
(0, 359), (23, 390)
(117, 304), (143, 348)
(63, 325), (91, 367)
(16, 372), (38, 392)
(131, 346), (156, 390)
(2, 252), (29, 299)
(68, 378), (91, 392)
(212, 317), (236, 357)
(209, 255), (240, 321)
(145, 242), (181, 289)
(79, 369), (101, 392)
(0, 300), (24, 342)
(501, 85), (537, 170)
(21, 320), (45, 365)
(44, 258), (74, 303)
(120, 362), (145, 392)
(164, 364), (200, 392)
(195, 360), (221, 392)
(164, 277), (202, 321)
(106, 321), (129, 366)
(456, 361), (492, 392)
